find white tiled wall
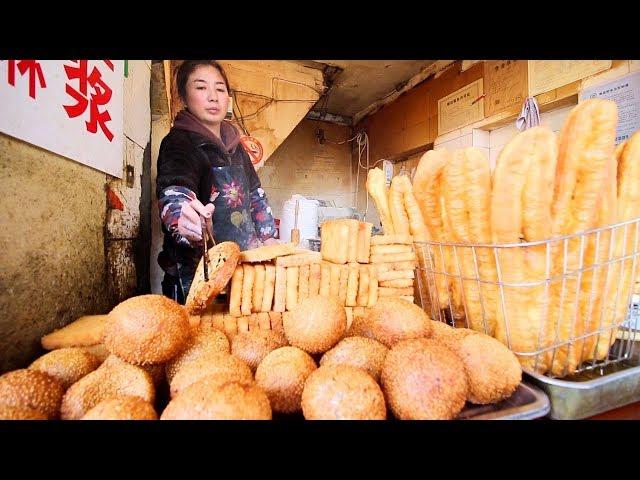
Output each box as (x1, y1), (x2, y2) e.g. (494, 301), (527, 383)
(434, 127), (491, 171)
(472, 129), (490, 148)
(432, 105), (574, 173)
(434, 129), (473, 150)
(487, 105), (574, 171)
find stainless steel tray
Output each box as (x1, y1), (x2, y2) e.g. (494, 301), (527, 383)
(525, 338), (640, 420)
(457, 382), (550, 420)
(271, 382), (550, 420)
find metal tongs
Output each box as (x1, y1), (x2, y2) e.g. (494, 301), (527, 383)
(200, 214), (216, 282)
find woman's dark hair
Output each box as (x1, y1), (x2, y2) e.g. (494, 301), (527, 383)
(175, 60), (231, 101)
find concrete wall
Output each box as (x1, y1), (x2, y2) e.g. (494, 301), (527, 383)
(0, 60), (151, 372)
(258, 119), (354, 220)
(0, 135), (110, 373)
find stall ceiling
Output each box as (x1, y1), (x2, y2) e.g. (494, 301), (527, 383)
(307, 60), (436, 119)
(152, 60), (438, 124)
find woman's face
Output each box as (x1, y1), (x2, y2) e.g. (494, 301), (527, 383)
(184, 65), (230, 127)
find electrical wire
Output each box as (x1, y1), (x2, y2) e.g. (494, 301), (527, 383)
(231, 95), (318, 121)
(353, 134), (389, 220)
(238, 99), (275, 120)
(324, 132), (360, 145)
(353, 131), (371, 219)
(271, 76), (324, 97)
(230, 75), (323, 122)
(309, 125), (372, 218)
(311, 83), (333, 137)
(233, 76), (322, 102)
(231, 90), (250, 136)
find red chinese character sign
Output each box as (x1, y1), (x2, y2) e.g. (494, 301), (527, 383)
(0, 60), (124, 178)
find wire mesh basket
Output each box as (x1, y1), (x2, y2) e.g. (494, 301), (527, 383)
(414, 217), (640, 379)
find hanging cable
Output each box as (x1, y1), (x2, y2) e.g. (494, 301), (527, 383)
(363, 133), (370, 219)
(353, 131), (371, 219)
(231, 90), (250, 136)
(230, 90), (319, 122)
(324, 132), (360, 145)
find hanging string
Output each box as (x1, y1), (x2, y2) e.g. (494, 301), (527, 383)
(231, 90), (250, 136)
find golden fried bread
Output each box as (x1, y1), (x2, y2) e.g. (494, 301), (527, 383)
(186, 242), (241, 315)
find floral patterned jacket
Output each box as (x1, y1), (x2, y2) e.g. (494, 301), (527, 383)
(156, 114), (276, 295)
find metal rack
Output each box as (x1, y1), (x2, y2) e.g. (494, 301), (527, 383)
(525, 336), (640, 419)
(414, 217), (640, 379)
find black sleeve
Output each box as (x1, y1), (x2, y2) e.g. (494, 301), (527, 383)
(156, 134), (206, 199)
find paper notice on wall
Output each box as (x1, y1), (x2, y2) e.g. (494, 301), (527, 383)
(579, 71), (640, 145)
(528, 60), (611, 97)
(437, 79), (484, 135)
(484, 60), (528, 117)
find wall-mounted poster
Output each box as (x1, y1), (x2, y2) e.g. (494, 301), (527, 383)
(579, 71), (640, 145)
(0, 60), (124, 178)
(528, 60), (611, 97)
(437, 79), (484, 135)
(484, 60), (528, 117)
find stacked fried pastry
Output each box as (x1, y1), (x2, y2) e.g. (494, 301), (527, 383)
(367, 168), (431, 311)
(367, 99), (640, 377)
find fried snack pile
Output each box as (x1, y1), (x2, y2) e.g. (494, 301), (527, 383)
(17, 291), (524, 420)
(366, 99), (640, 377)
(186, 241), (241, 315)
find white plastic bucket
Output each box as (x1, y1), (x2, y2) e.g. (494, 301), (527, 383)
(280, 195), (320, 246)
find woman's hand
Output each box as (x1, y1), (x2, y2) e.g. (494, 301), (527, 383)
(178, 198), (215, 244)
(262, 237), (280, 246)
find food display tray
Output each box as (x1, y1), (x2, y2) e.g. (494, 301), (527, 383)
(525, 338), (640, 420)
